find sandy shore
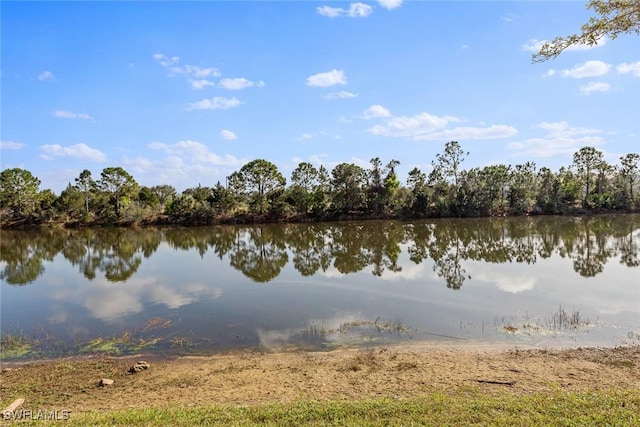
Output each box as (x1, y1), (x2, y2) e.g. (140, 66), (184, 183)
(1, 343), (639, 414)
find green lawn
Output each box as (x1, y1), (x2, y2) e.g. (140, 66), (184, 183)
(9, 388), (639, 426)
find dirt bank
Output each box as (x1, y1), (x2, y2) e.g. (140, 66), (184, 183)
(1, 344), (639, 414)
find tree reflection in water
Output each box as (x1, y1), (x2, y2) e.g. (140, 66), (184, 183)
(2, 215), (639, 288)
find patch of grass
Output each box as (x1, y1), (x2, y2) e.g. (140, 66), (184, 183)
(0, 332), (35, 359)
(14, 389), (639, 426)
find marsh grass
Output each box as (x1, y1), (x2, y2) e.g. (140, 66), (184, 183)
(0, 332), (33, 359)
(297, 317), (414, 349)
(499, 306), (592, 336)
(549, 305), (590, 330)
(14, 389), (640, 426)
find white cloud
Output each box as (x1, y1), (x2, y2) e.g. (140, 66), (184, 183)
(0, 140), (25, 150)
(317, 6), (343, 18)
(170, 64), (221, 78)
(38, 70), (54, 81)
(125, 140), (247, 189)
(154, 53), (222, 89)
(378, 0), (403, 10)
(52, 110), (93, 120)
(220, 130), (237, 140)
(413, 124), (518, 141)
(191, 79), (215, 90)
(306, 69), (346, 87)
(323, 91), (358, 100)
(148, 140), (244, 167)
(40, 143), (106, 162)
(365, 110), (517, 141)
(560, 60), (611, 78)
(317, 3), (373, 18)
(367, 112), (462, 138)
(348, 2), (373, 17)
(185, 96), (243, 111)
(521, 36), (606, 53)
(362, 104), (391, 119)
(500, 13), (518, 23)
(508, 121), (604, 158)
(300, 133), (313, 140)
(153, 53), (180, 67)
(617, 61), (640, 78)
(579, 81), (611, 95)
(218, 77), (264, 90)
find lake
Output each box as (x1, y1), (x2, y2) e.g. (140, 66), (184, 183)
(1, 215), (639, 360)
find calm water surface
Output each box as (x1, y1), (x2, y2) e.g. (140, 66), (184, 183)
(1, 215), (639, 360)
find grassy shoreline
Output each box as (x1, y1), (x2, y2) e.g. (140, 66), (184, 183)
(5, 389), (640, 426)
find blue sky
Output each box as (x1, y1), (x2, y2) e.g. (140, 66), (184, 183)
(1, 1), (638, 193)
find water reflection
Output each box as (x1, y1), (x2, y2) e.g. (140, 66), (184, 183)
(1, 215), (639, 287)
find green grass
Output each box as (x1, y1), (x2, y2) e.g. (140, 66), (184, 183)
(9, 389), (640, 426)
(0, 332), (34, 359)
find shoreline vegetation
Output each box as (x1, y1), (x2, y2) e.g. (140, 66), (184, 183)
(1, 142), (639, 229)
(0, 344), (638, 425)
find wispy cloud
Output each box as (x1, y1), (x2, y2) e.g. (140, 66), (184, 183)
(1, 140), (26, 150)
(323, 91), (358, 100)
(367, 112), (462, 138)
(362, 104), (391, 119)
(418, 125), (518, 141)
(153, 53), (221, 88)
(617, 61), (640, 78)
(317, 2), (373, 18)
(52, 110), (93, 120)
(500, 13), (518, 23)
(152, 53), (180, 67)
(579, 81), (611, 95)
(148, 140), (244, 166)
(508, 121), (604, 158)
(38, 70), (55, 81)
(366, 110), (517, 141)
(306, 69), (346, 87)
(220, 130), (238, 140)
(218, 78), (265, 90)
(377, 0), (403, 10)
(40, 143), (106, 162)
(191, 79), (215, 90)
(185, 97), (243, 111)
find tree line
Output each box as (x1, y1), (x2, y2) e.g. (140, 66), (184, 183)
(1, 142), (639, 227)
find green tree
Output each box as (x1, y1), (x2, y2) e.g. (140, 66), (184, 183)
(432, 141), (468, 214)
(150, 184), (176, 207)
(406, 167), (428, 215)
(0, 168), (41, 220)
(237, 159), (286, 214)
(367, 157), (384, 213)
(208, 181), (236, 215)
(383, 159), (401, 212)
(509, 162), (537, 214)
(434, 141), (468, 190)
(75, 169), (96, 215)
(98, 167), (139, 217)
(479, 164), (511, 214)
(573, 146), (604, 207)
(533, 0), (640, 62)
(290, 162), (319, 214)
(55, 184), (84, 220)
(330, 163), (367, 213)
(619, 153), (640, 209)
